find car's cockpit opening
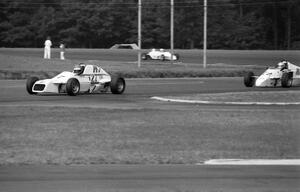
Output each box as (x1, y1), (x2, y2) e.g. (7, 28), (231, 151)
(73, 64), (85, 75)
(277, 61), (288, 71)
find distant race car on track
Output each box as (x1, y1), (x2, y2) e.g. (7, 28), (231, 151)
(142, 48), (180, 61)
(26, 64), (125, 96)
(244, 61), (300, 88)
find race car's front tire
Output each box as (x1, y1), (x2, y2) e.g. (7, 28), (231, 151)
(66, 78), (80, 96)
(174, 54), (180, 60)
(26, 76), (39, 94)
(110, 76), (125, 94)
(281, 72), (293, 88)
(244, 72), (255, 87)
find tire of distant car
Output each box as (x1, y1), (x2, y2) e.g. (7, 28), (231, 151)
(141, 53), (147, 60)
(26, 76), (39, 94)
(66, 78), (80, 96)
(281, 72), (293, 88)
(110, 76), (126, 94)
(244, 72), (255, 87)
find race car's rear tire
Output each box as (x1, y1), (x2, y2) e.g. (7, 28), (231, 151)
(160, 55), (165, 61)
(26, 76), (39, 94)
(244, 72), (255, 87)
(281, 72), (293, 88)
(110, 76), (125, 94)
(66, 78), (80, 96)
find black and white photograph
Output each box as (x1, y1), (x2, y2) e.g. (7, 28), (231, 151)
(0, 0), (299, 191)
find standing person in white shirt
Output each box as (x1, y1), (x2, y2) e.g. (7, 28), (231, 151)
(59, 41), (65, 60)
(44, 36), (52, 59)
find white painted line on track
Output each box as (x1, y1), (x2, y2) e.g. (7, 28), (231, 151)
(151, 96), (300, 105)
(203, 159), (300, 165)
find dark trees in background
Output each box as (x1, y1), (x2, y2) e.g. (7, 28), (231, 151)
(0, 0), (299, 49)
(261, 0), (300, 50)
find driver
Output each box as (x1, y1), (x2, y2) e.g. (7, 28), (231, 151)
(73, 64), (85, 75)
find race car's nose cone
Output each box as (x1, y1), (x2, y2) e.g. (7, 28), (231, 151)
(255, 76), (271, 87)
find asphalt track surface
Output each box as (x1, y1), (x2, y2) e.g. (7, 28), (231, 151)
(1, 165), (299, 192)
(2, 77), (300, 109)
(1, 78), (300, 191)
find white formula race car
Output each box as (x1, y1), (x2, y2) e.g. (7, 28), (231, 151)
(142, 48), (179, 61)
(244, 61), (300, 88)
(26, 64), (125, 96)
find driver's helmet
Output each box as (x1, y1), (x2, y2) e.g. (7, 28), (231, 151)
(151, 48), (156, 52)
(73, 64), (85, 75)
(159, 48), (164, 52)
(277, 61), (288, 69)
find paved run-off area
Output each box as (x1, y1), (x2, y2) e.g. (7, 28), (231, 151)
(1, 164), (299, 192)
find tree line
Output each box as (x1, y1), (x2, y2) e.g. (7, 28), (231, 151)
(0, 0), (299, 50)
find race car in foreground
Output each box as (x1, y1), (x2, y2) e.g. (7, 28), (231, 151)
(244, 61), (300, 88)
(26, 64), (125, 96)
(141, 48), (179, 61)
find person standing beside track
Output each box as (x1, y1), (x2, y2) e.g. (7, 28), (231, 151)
(59, 41), (65, 60)
(44, 36), (52, 59)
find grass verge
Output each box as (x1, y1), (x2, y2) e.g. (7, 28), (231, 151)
(0, 105), (299, 165)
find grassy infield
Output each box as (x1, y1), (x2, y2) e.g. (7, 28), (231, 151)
(0, 49), (299, 165)
(0, 48), (267, 79)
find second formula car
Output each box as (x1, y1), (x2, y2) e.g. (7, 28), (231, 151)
(244, 61), (300, 88)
